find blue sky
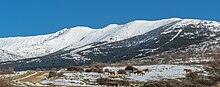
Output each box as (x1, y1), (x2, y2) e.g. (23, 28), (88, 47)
(0, 0), (220, 37)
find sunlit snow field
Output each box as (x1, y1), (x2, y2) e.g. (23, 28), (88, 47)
(104, 64), (203, 81)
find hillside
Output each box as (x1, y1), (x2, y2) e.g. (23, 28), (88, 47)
(1, 18), (220, 70)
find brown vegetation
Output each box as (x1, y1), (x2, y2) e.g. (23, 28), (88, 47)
(104, 69), (110, 72)
(143, 79), (191, 87)
(125, 66), (138, 71)
(0, 77), (13, 87)
(12, 71), (35, 80)
(85, 67), (103, 73)
(48, 71), (64, 78)
(0, 70), (15, 75)
(117, 69), (127, 75)
(143, 62), (220, 87)
(96, 78), (130, 86)
(67, 66), (84, 72)
(85, 68), (98, 72)
(48, 71), (56, 78)
(19, 71), (48, 83)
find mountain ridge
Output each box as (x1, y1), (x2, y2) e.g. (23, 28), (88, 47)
(0, 18), (183, 62)
(1, 18), (220, 70)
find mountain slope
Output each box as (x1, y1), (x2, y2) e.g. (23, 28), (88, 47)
(0, 18), (181, 62)
(1, 18), (220, 70)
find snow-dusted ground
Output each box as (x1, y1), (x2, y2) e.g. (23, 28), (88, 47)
(41, 79), (89, 87)
(173, 57), (214, 64)
(39, 64), (203, 86)
(41, 72), (104, 86)
(104, 64), (203, 82)
(0, 64), (203, 86)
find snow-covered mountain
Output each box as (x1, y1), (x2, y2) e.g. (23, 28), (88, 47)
(0, 18), (181, 62)
(1, 18), (220, 70)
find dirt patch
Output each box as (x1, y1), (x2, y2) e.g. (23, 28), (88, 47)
(19, 71), (48, 83)
(12, 71), (35, 80)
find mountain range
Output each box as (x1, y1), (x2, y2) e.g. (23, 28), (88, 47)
(1, 18), (220, 70)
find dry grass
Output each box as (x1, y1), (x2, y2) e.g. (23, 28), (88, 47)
(67, 66), (84, 72)
(12, 71), (35, 80)
(96, 78), (130, 86)
(0, 70), (15, 75)
(214, 81), (220, 87)
(0, 76), (13, 87)
(48, 71), (64, 78)
(19, 71), (48, 83)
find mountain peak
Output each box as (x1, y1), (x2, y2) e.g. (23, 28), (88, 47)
(171, 18), (220, 29)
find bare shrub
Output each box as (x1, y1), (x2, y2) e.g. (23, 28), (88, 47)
(67, 66), (84, 72)
(104, 69), (110, 72)
(0, 76), (13, 87)
(125, 66), (138, 71)
(97, 69), (103, 73)
(143, 79), (198, 87)
(0, 70), (15, 75)
(91, 63), (107, 68)
(48, 71), (64, 78)
(96, 78), (109, 85)
(85, 67), (102, 73)
(96, 78), (130, 86)
(57, 72), (64, 77)
(117, 69), (126, 75)
(48, 71), (57, 78)
(143, 72), (220, 87)
(186, 72), (199, 80)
